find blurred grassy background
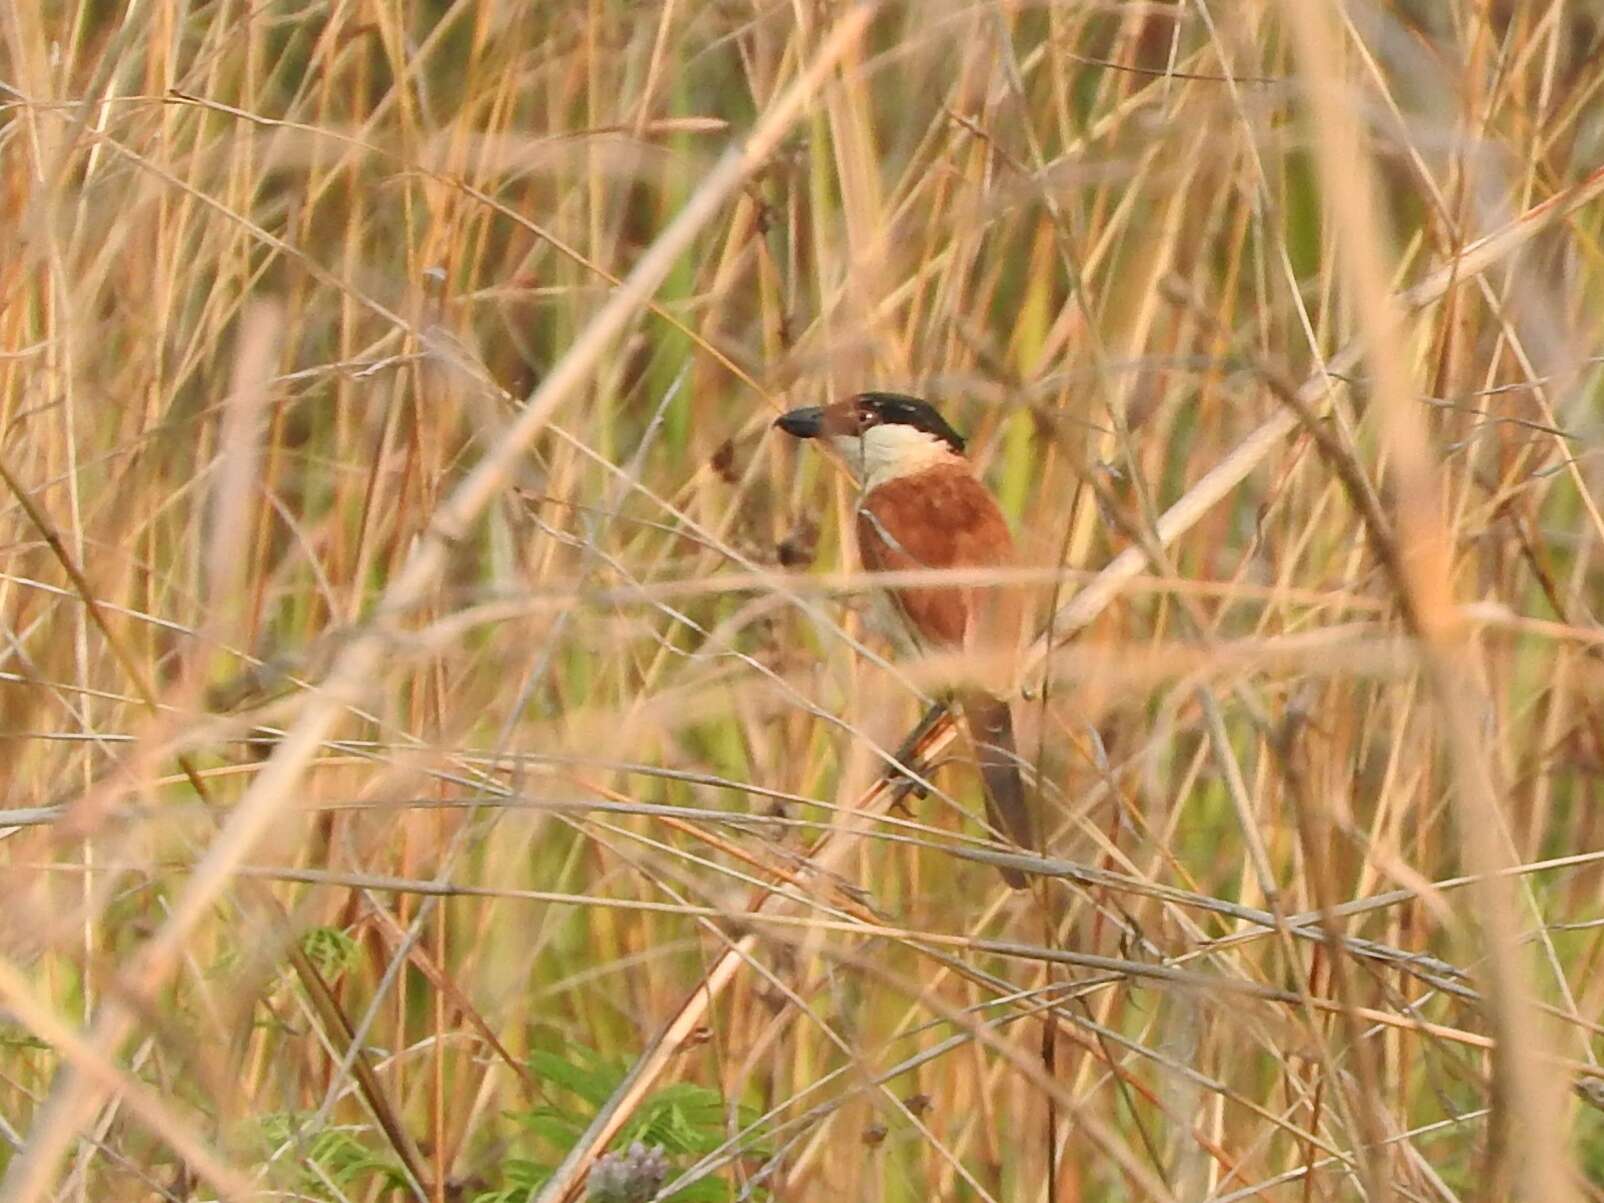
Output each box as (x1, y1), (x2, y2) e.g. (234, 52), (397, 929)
(3, 1), (1604, 1200)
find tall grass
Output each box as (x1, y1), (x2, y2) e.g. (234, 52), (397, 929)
(2, 2), (1603, 1200)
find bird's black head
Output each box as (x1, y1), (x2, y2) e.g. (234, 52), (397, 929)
(774, 392), (966, 454)
(853, 393), (966, 453)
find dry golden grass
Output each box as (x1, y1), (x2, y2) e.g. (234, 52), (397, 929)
(2, 2), (1604, 1200)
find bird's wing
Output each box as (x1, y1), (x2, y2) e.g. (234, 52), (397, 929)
(857, 464), (1019, 686)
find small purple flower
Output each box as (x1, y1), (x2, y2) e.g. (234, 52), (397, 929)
(586, 1141), (670, 1202)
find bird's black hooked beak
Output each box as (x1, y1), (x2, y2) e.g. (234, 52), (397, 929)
(774, 406), (824, 439)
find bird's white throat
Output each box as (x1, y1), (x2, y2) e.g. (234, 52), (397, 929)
(828, 424), (963, 490)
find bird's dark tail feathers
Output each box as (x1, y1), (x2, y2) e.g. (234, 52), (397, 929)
(960, 691), (1035, 889)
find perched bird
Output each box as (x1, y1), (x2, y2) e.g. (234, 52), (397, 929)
(775, 392), (1035, 887)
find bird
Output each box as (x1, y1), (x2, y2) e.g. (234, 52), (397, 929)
(774, 392), (1035, 887)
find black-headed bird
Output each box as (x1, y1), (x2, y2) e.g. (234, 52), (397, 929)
(775, 392), (1035, 887)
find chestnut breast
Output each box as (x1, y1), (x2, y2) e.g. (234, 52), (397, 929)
(856, 462), (1017, 650)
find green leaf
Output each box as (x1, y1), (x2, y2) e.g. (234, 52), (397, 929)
(526, 1047), (625, 1108)
(500, 1041), (768, 1200)
(244, 1112), (407, 1196)
(665, 1177), (736, 1202)
(299, 926), (360, 979)
(515, 1108), (586, 1149)
(471, 1159), (552, 1203)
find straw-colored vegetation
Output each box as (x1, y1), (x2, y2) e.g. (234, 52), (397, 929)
(2, 2), (1603, 1200)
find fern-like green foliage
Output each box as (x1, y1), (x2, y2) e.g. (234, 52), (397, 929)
(300, 925), (361, 979)
(468, 1159), (549, 1203)
(246, 1112), (408, 1198)
(470, 1042), (769, 1202)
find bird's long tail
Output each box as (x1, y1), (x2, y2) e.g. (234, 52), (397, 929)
(959, 691), (1035, 888)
